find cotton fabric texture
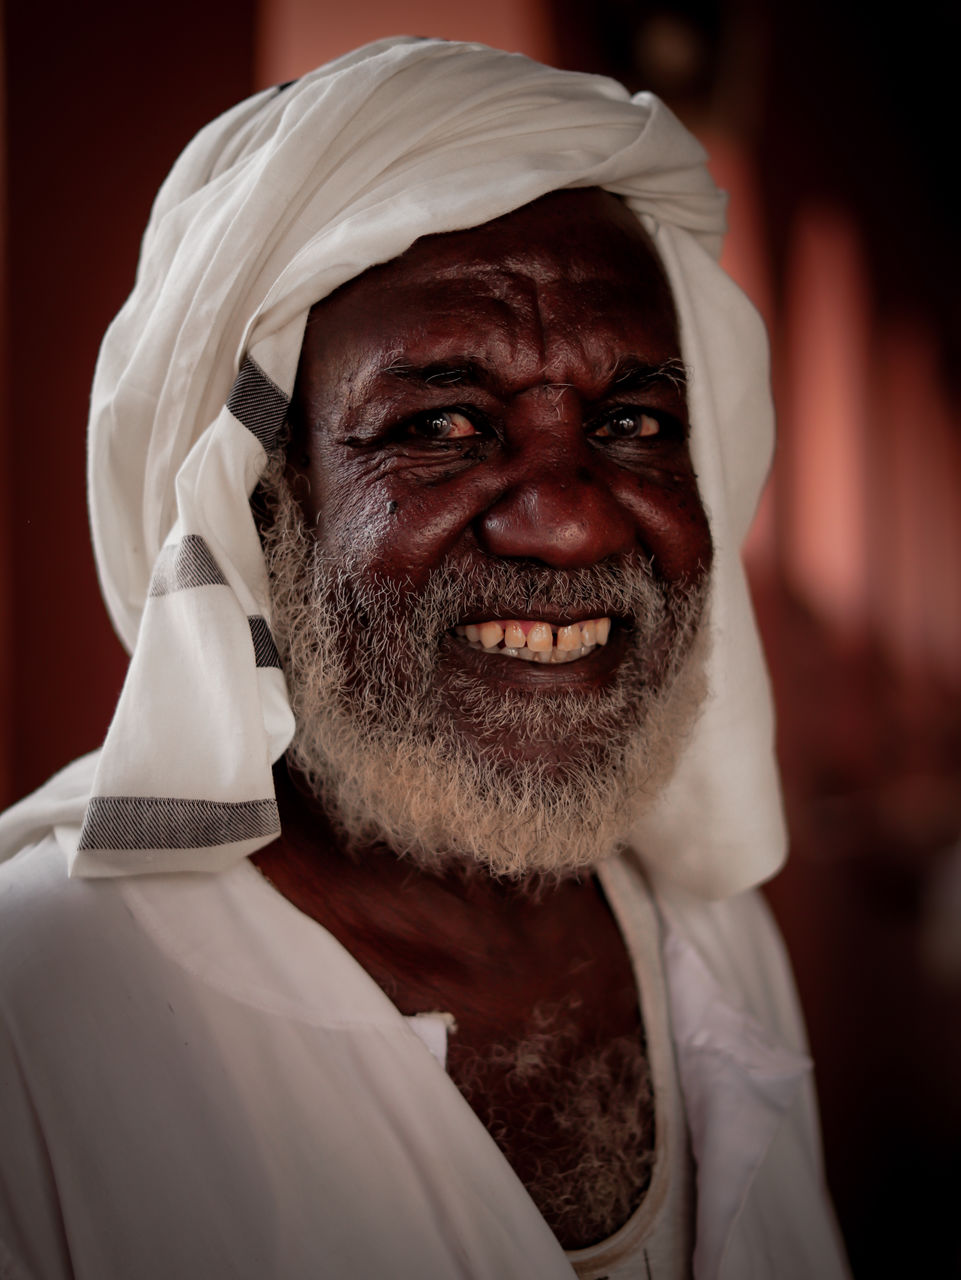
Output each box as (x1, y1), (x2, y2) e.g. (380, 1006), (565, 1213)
(0, 36), (784, 898)
(0, 835), (849, 1280)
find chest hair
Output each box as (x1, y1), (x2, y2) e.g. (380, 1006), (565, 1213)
(447, 999), (655, 1251)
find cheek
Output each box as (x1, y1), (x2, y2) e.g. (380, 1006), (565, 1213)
(626, 475), (714, 584)
(304, 455), (481, 583)
(296, 445), (400, 566)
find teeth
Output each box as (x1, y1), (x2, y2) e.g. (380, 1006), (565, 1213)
(504, 621), (525, 649)
(479, 621), (503, 649)
(453, 616), (612, 665)
(526, 622), (553, 653)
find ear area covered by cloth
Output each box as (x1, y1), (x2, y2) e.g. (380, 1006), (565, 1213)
(71, 382), (295, 876)
(629, 219), (785, 899)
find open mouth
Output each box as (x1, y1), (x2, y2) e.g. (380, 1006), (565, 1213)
(452, 617), (612, 665)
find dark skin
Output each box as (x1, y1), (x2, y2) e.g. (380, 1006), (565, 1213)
(254, 189), (713, 1248)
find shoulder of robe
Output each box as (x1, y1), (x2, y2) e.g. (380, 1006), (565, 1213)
(0, 836), (130, 1010)
(648, 870), (810, 1057)
(1, 834), (84, 925)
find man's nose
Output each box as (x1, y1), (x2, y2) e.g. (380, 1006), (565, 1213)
(476, 410), (636, 569)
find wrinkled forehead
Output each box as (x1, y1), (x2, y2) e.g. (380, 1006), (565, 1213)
(295, 187), (682, 387)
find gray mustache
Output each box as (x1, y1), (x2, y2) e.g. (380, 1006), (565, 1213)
(342, 555), (669, 636)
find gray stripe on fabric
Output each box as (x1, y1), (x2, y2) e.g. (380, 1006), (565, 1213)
(227, 356), (289, 449)
(78, 795), (279, 851)
(248, 615), (281, 668)
(148, 534), (227, 598)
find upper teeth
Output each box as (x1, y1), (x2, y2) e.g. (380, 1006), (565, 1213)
(454, 618), (611, 664)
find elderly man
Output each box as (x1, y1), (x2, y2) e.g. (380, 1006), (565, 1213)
(0, 37), (848, 1280)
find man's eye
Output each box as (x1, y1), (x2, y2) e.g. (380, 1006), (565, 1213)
(593, 410), (663, 440)
(406, 410), (479, 440)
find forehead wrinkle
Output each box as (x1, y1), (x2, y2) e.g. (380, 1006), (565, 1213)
(526, 271), (682, 391)
(365, 291), (546, 393)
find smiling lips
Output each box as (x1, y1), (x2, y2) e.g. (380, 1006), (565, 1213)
(453, 617), (612, 664)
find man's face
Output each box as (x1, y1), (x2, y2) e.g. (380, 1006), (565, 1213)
(266, 188), (713, 878)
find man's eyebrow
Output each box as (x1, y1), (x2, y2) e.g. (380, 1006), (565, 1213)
(609, 357), (688, 394)
(381, 359), (491, 388)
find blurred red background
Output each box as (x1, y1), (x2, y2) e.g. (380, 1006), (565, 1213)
(2, 1), (960, 1273)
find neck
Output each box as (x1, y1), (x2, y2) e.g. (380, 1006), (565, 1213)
(251, 762), (638, 1040)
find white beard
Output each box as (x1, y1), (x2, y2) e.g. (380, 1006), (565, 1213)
(260, 464), (709, 882)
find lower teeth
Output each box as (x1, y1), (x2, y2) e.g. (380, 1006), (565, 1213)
(461, 639), (595, 664)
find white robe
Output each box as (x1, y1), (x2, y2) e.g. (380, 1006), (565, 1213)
(0, 834), (849, 1280)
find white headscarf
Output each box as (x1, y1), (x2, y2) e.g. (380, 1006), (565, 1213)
(0, 37), (785, 898)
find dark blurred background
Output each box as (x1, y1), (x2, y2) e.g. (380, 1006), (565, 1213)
(2, 1), (959, 1273)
